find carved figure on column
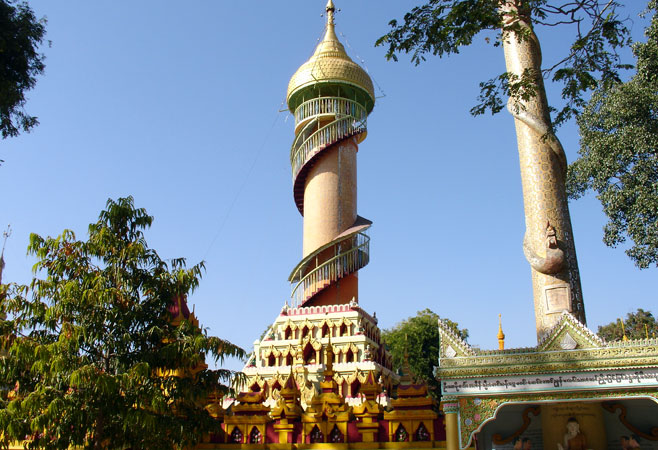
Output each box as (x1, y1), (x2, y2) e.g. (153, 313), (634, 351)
(523, 221), (564, 275)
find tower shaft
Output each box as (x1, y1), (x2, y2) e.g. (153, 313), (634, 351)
(302, 140), (357, 258)
(302, 140), (359, 306)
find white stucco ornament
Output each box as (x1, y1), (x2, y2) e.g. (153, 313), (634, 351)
(560, 332), (578, 350)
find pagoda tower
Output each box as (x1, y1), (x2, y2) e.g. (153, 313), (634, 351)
(243, 0), (396, 407)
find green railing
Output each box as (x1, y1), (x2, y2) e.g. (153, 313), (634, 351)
(290, 232), (369, 308)
(294, 97), (367, 128)
(290, 116), (366, 181)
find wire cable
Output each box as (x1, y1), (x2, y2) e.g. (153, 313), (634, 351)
(202, 104), (286, 261)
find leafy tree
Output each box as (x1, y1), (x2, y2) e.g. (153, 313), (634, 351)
(597, 308), (658, 341)
(376, 0), (631, 128)
(0, 0), (47, 139)
(568, 1), (658, 269)
(382, 309), (468, 401)
(0, 197), (245, 450)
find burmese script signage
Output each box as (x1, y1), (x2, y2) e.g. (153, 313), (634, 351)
(441, 369), (658, 395)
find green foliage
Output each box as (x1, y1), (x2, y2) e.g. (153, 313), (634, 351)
(376, 0), (632, 127)
(597, 308), (658, 341)
(0, 197), (245, 450)
(0, 0), (47, 139)
(382, 309), (468, 401)
(568, 1), (658, 268)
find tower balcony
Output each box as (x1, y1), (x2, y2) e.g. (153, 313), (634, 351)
(290, 106), (367, 183)
(293, 97), (367, 134)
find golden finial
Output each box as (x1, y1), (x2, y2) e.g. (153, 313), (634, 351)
(497, 314), (506, 350)
(320, 0), (339, 47)
(282, 363), (297, 393)
(645, 323), (649, 340)
(326, 0), (336, 26)
(325, 335), (334, 373)
(619, 318), (629, 341)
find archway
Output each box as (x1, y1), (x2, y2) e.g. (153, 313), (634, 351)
(329, 425), (344, 443)
(310, 425), (323, 443)
(230, 427), (243, 444)
(395, 424), (409, 442)
(249, 427), (262, 444)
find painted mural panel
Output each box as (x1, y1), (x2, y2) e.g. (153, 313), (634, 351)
(602, 399), (658, 450)
(479, 404), (544, 450)
(476, 400), (658, 450)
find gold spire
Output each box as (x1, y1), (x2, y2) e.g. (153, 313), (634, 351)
(497, 314), (505, 350)
(281, 365), (300, 398)
(287, 0), (375, 110)
(318, 337), (340, 393)
(326, 0), (335, 26)
(325, 336), (334, 375)
(620, 318), (629, 341)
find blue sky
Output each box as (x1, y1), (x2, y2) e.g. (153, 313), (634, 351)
(2, 1), (654, 371)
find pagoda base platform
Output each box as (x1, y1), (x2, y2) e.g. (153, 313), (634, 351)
(243, 302), (397, 408)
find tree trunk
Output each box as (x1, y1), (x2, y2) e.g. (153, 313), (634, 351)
(500, 0), (586, 341)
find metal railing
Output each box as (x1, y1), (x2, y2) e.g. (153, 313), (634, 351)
(294, 97), (367, 128)
(290, 116), (366, 181)
(290, 232), (370, 308)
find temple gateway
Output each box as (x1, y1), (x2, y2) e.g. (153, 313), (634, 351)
(204, 1), (658, 449)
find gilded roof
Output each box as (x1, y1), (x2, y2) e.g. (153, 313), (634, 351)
(287, 1), (375, 108)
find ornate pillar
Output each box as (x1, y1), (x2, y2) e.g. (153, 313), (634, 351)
(442, 397), (460, 450)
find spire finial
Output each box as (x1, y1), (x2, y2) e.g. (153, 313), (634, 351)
(326, 0), (336, 26)
(324, 335), (334, 375)
(620, 317), (629, 341)
(497, 314), (506, 350)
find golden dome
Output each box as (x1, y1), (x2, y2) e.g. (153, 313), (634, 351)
(287, 0), (375, 111)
